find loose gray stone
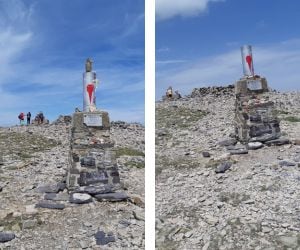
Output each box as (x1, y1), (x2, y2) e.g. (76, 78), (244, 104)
(279, 160), (296, 166)
(44, 192), (70, 201)
(265, 138), (290, 146)
(218, 138), (237, 147)
(94, 192), (128, 202)
(250, 134), (278, 143)
(248, 142), (263, 150)
(0, 232), (15, 243)
(74, 185), (113, 195)
(95, 230), (115, 245)
(215, 162), (232, 174)
(69, 193), (92, 204)
(228, 149), (248, 155)
(37, 182), (66, 193)
(35, 201), (65, 210)
(202, 152), (210, 158)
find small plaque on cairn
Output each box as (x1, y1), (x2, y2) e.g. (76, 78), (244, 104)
(83, 113), (103, 127)
(66, 59), (127, 201)
(234, 45), (281, 143)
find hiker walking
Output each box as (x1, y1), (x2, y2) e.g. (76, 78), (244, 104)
(39, 112), (44, 124)
(26, 112), (31, 125)
(37, 111), (44, 124)
(18, 112), (24, 125)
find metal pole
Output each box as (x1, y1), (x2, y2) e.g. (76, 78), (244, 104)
(241, 45), (255, 77)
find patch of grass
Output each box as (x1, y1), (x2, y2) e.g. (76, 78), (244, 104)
(282, 116), (300, 122)
(156, 106), (208, 129)
(274, 109), (290, 115)
(219, 192), (250, 207)
(155, 155), (201, 176)
(0, 213), (22, 231)
(125, 161), (145, 169)
(0, 132), (59, 162)
(115, 147), (145, 158)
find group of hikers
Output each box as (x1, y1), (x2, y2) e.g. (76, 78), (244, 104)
(18, 111), (45, 125)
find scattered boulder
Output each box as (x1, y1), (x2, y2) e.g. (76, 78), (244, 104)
(247, 142), (263, 150)
(202, 152), (211, 158)
(44, 192), (70, 201)
(0, 232), (15, 243)
(218, 138), (237, 147)
(95, 230), (116, 245)
(279, 160), (296, 167)
(69, 193), (92, 204)
(215, 162), (232, 174)
(265, 138), (290, 146)
(94, 192), (128, 202)
(35, 201), (65, 210)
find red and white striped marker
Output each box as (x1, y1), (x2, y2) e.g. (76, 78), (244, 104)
(241, 45), (255, 76)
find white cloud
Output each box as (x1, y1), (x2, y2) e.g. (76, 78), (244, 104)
(156, 0), (224, 21)
(156, 59), (187, 65)
(0, 0), (34, 85)
(156, 39), (300, 99)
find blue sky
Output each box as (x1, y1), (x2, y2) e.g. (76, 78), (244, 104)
(0, 0), (144, 126)
(156, 0), (300, 99)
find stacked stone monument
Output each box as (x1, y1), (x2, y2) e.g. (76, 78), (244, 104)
(234, 45), (281, 143)
(162, 86), (182, 101)
(67, 59), (127, 201)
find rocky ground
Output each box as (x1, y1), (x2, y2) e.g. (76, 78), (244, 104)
(156, 87), (300, 250)
(0, 120), (144, 249)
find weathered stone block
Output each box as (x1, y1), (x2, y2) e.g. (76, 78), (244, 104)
(234, 77), (280, 142)
(78, 171), (109, 186)
(72, 111), (110, 131)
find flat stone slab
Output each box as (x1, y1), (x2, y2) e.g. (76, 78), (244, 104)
(35, 201), (65, 210)
(218, 138), (237, 147)
(78, 171), (108, 186)
(249, 134), (279, 142)
(44, 192), (70, 201)
(37, 182), (66, 193)
(94, 192), (128, 202)
(248, 142), (263, 150)
(228, 149), (248, 155)
(279, 160), (296, 167)
(69, 193), (92, 204)
(95, 230), (115, 245)
(265, 138), (290, 146)
(215, 162), (232, 174)
(0, 232), (15, 243)
(74, 185), (113, 195)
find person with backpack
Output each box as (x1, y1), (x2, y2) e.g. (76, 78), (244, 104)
(18, 112), (24, 125)
(26, 112), (31, 125)
(38, 112), (44, 124)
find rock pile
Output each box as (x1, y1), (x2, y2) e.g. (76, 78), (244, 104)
(0, 119), (144, 249)
(234, 76), (281, 143)
(52, 115), (72, 125)
(156, 87), (300, 249)
(190, 85), (235, 98)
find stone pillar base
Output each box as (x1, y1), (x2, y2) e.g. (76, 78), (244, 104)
(234, 77), (280, 142)
(67, 111), (121, 193)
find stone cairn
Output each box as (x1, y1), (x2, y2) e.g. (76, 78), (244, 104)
(234, 45), (282, 145)
(190, 85), (235, 98)
(162, 86), (182, 101)
(66, 59), (127, 201)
